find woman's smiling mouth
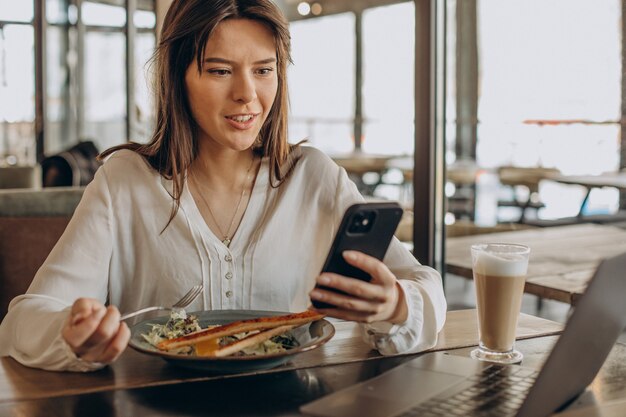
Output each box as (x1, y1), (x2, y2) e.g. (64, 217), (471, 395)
(225, 113), (259, 130)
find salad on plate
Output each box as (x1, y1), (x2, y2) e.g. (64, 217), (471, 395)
(141, 309), (322, 357)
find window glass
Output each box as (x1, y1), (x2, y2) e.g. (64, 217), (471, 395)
(46, 25), (75, 155)
(362, 2), (415, 156)
(444, 0), (457, 167)
(134, 10), (156, 29)
(443, 0), (621, 226)
(46, 0), (68, 24)
(0, 0), (33, 22)
(0, 25), (35, 165)
(134, 32), (156, 143)
(84, 31), (126, 150)
(288, 13), (355, 154)
(477, 0), (620, 221)
(82, 2), (126, 27)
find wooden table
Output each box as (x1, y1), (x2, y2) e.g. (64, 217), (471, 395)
(331, 154), (417, 208)
(0, 309), (565, 416)
(331, 153), (393, 175)
(446, 223), (626, 304)
(1, 310), (625, 417)
(550, 172), (626, 217)
(497, 167), (561, 223)
(331, 152), (396, 195)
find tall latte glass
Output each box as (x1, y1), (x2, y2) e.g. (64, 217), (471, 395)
(471, 243), (530, 364)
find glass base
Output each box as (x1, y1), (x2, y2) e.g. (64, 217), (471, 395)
(470, 346), (523, 364)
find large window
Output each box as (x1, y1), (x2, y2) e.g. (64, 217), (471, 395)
(0, 0), (156, 165)
(480, 0), (620, 220)
(0, 17), (35, 165)
(288, 13), (355, 154)
(288, 3), (416, 157)
(135, 21), (156, 142)
(0, 0), (33, 21)
(445, 0), (621, 224)
(47, 23), (73, 154)
(362, 2), (415, 156)
(84, 30), (126, 150)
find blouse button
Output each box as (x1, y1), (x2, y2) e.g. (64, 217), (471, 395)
(225, 290), (233, 298)
(224, 254), (232, 262)
(225, 272), (233, 280)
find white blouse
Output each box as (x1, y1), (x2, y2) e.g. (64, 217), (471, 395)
(0, 147), (447, 371)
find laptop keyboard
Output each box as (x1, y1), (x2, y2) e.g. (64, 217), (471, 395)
(396, 364), (538, 417)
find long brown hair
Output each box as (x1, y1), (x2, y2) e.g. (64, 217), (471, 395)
(100, 0), (297, 226)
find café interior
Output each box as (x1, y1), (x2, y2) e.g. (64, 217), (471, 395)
(1, 0), (626, 416)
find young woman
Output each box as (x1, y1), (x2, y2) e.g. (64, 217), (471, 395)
(0, 0), (446, 371)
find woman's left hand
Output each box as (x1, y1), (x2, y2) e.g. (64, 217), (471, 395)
(309, 250), (408, 324)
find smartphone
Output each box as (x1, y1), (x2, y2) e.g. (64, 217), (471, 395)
(311, 202), (404, 309)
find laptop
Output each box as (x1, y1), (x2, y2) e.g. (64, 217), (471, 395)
(300, 252), (626, 417)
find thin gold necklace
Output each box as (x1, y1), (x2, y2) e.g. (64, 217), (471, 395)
(191, 155), (255, 247)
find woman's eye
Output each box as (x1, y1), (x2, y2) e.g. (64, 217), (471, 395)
(256, 67), (275, 76)
(207, 69), (230, 76)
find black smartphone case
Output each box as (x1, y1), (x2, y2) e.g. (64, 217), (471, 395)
(312, 202), (403, 309)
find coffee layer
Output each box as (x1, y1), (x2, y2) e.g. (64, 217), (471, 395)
(474, 272), (526, 351)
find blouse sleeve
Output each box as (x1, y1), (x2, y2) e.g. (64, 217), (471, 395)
(331, 162), (447, 355)
(361, 240), (447, 355)
(0, 165), (114, 371)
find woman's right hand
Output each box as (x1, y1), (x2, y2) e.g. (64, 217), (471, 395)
(61, 298), (131, 364)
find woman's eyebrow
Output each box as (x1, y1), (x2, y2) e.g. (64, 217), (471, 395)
(203, 57), (277, 65)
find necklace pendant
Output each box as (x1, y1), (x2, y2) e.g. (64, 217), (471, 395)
(222, 237), (231, 247)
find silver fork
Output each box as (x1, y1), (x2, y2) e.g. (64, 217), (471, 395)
(120, 285), (203, 321)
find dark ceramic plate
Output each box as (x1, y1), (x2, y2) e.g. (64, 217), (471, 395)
(128, 310), (335, 373)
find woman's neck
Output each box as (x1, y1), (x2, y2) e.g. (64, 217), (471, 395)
(190, 147), (257, 192)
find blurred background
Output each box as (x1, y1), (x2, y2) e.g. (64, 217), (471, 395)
(1, 0), (625, 299)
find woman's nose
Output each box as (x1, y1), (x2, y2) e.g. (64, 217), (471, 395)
(232, 73), (257, 104)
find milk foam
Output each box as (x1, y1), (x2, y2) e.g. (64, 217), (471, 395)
(474, 250), (528, 277)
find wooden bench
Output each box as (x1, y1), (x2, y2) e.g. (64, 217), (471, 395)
(0, 187), (84, 320)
